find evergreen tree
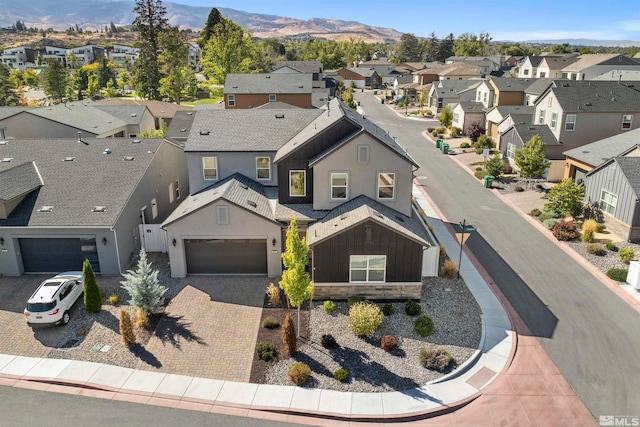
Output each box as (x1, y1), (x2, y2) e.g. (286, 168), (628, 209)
(73, 67), (89, 100)
(158, 26), (196, 103)
(83, 259), (102, 313)
(436, 33), (455, 62)
(0, 63), (20, 106)
(394, 33), (421, 63)
(424, 32), (440, 62)
(119, 308), (136, 346)
(97, 57), (116, 88)
(515, 134), (550, 180)
(439, 104), (453, 127)
(39, 59), (69, 102)
(198, 7), (223, 48)
(132, 0), (169, 100)
(120, 249), (167, 313)
(282, 312), (297, 356)
(484, 154), (504, 178)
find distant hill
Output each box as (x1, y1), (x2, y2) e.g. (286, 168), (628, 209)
(0, 0), (403, 43)
(516, 38), (640, 48)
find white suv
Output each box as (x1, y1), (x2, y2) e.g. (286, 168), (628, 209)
(24, 272), (84, 327)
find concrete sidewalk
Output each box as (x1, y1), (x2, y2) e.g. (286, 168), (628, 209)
(0, 184), (515, 421)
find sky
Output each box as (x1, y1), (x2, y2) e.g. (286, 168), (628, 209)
(166, 0), (640, 42)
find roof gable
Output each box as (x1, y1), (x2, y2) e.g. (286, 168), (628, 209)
(564, 128), (640, 166)
(546, 80), (640, 113)
(0, 161), (42, 201)
(224, 73), (313, 94)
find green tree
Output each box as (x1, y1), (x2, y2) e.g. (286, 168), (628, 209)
(72, 67), (90, 99)
(23, 69), (38, 87)
(86, 74), (99, 98)
(132, 0), (169, 100)
(424, 32), (440, 62)
(9, 69), (24, 88)
(549, 43), (572, 54)
(65, 85), (75, 102)
(158, 26), (196, 103)
(472, 134), (496, 154)
(418, 88), (427, 114)
(198, 7), (223, 48)
(544, 178), (585, 218)
(66, 52), (82, 69)
(514, 134), (550, 180)
(0, 63), (20, 106)
(120, 249), (167, 313)
(279, 217), (314, 336)
(83, 259), (102, 313)
(394, 33), (421, 62)
(436, 33), (455, 62)
(454, 32), (492, 56)
(104, 78), (117, 98)
(97, 57), (116, 88)
(117, 70), (131, 91)
(39, 59), (69, 102)
(341, 84), (357, 110)
(202, 19), (259, 84)
(138, 119), (167, 138)
(439, 104), (453, 127)
(484, 154), (504, 178)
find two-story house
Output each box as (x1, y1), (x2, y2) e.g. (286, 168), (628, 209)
(427, 80), (483, 113)
(162, 99), (435, 299)
(272, 61), (331, 107)
(107, 45), (139, 69)
(224, 73), (314, 109)
(536, 56), (578, 78)
(0, 46), (37, 70)
(337, 67), (381, 89)
(560, 54), (640, 80)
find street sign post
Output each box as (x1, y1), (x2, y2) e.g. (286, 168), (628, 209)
(457, 219), (476, 279)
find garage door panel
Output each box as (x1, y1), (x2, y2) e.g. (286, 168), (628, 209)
(185, 239), (267, 274)
(19, 238), (100, 273)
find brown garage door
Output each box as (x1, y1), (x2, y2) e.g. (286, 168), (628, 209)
(184, 239), (267, 274)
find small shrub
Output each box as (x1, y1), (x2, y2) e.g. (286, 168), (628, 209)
(441, 259), (458, 279)
(542, 218), (561, 229)
(439, 243), (446, 258)
(475, 166), (483, 171)
(607, 268), (629, 282)
(262, 317), (280, 329)
(323, 300), (336, 313)
(381, 335), (398, 351)
(333, 368), (350, 383)
(474, 169), (487, 180)
(606, 242), (618, 251)
(586, 243), (605, 256)
(515, 185), (524, 192)
(282, 312), (297, 356)
(135, 307), (148, 328)
(427, 127), (435, 133)
(431, 130), (438, 137)
(108, 294), (119, 305)
(581, 219), (599, 243)
(119, 308), (136, 346)
(597, 223), (606, 233)
(460, 142), (471, 149)
(419, 347), (452, 372)
(349, 301), (384, 337)
(530, 208), (541, 217)
(450, 127), (461, 137)
(619, 247), (635, 264)
(256, 341), (277, 361)
(538, 212), (554, 222)
(552, 221), (579, 241)
(404, 299), (422, 316)
(415, 316), (435, 337)
(347, 296), (363, 308)
(382, 303), (394, 316)
(289, 362), (311, 385)
(321, 333), (337, 348)
(266, 282), (281, 306)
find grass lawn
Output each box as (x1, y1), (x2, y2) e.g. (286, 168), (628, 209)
(182, 97), (223, 106)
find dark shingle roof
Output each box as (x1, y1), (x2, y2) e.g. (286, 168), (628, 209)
(525, 78), (553, 95)
(307, 195), (428, 246)
(162, 173), (278, 227)
(164, 110), (196, 146)
(93, 105), (149, 125)
(564, 128), (640, 166)
(614, 156), (640, 196)
(273, 61), (322, 73)
(547, 80), (640, 113)
(26, 101), (129, 135)
(346, 67), (377, 77)
(185, 109), (322, 152)
(0, 161), (42, 201)
(0, 138), (164, 227)
(457, 101), (485, 113)
(490, 77), (535, 92)
(512, 124), (560, 146)
(224, 73), (313, 94)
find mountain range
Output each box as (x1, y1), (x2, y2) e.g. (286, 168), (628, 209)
(0, 0), (403, 43)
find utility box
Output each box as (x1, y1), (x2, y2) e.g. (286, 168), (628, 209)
(626, 260), (640, 289)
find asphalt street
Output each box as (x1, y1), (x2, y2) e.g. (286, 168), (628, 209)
(355, 91), (640, 417)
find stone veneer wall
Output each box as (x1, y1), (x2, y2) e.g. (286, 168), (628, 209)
(313, 283), (422, 300)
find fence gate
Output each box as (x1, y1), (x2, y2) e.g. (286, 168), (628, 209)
(139, 224), (167, 252)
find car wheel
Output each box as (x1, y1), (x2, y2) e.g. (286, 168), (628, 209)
(62, 311), (70, 325)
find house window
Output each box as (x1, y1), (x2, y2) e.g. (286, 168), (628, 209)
(331, 172), (348, 200)
(289, 170), (306, 197)
(453, 112), (459, 123)
(547, 97), (552, 107)
(539, 72), (546, 78)
(256, 157), (271, 180)
(228, 94), (235, 106)
(565, 114), (576, 131)
(622, 114), (633, 130)
(357, 145), (369, 164)
(350, 255), (386, 283)
(169, 182), (175, 203)
(523, 69), (529, 76)
(483, 92), (487, 103)
(477, 92), (481, 101)
(562, 72), (568, 79)
(217, 205), (229, 224)
(269, 94), (277, 102)
(507, 143), (516, 160)
(437, 98), (443, 109)
(538, 109), (545, 124)
(600, 190), (618, 216)
(377, 172), (395, 199)
(551, 112), (558, 130)
(203, 156), (218, 180)
(175, 180), (180, 200)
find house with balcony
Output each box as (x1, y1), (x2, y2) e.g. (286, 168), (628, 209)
(0, 46), (37, 70)
(224, 73), (314, 109)
(107, 45), (139, 68)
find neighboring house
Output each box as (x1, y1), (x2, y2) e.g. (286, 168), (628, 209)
(485, 105), (534, 138)
(94, 99), (194, 129)
(560, 54), (640, 80)
(164, 110), (196, 147)
(584, 155), (640, 242)
(188, 44), (202, 72)
(518, 56), (552, 78)
(68, 45), (105, 67)
(271, 61), (331, 107)
(452, 102), (486, 134)
(485, 77), (535, 107)
(224, 73), (313, 109)
(92, 104), (155, 138)
(524, 78), (553, 106)
(444, 57), (500, 75)
(499, 123), (564, 179)
(427, 80), (483, 113)
(563, 128), (640, 182)
(536, 56), (578, 78)
(0, 137), (188, 276)
(446, 56), (516, 68)
(162, 99), (437, 298)
(39, 46), (69, 66)
(592, 70), (640, 81)
(0, 46), (37, 70)
(413, 62), (484, 86)
(107, 45), (138, 69)
(357, 59), (396, 79)
(337, 67), (381, 89)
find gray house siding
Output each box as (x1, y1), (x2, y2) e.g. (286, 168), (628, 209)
(311, 220), (423, 283)
(498, 128), (525, 157)
(585, 162), (638, 228)
(277, 119), (357, 204)
(187, 151), (277, 195)
(0, 112), (101, 139)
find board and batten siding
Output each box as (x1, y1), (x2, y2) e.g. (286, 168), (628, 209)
(311, 220), (423, 283)
(586, 162), (639, 227)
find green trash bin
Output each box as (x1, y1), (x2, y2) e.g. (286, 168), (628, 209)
(374, 90), (378, 95)
(442, 143), (449, 154)
(357, 101), (361, 106)
(484, 175), (495, 188)
(381, 98), (384, 104)
(436, 139), (443, 149)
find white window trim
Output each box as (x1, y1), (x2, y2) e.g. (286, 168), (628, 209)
(228, 94), (235, 106)
(538, 109), (545, 124)
(175, 179), (180, 200)
(507, 143), (516, 160)
(269, 94), (277, 102)
(349, 255), (386, 283)
(202, 156), (218, 181)
(289, 170), (306, 197)
(330, 172), (348, 200)
(600, 190), (618, 216)
(550, 112), (557, 130)
(622, 114), (633, 130)
(377, 172), (396, 200)
(217, 205), (229, 225)
(565, 114), (576, 131)
(169, 182), (175, 204)
(256, 156), (271, 181)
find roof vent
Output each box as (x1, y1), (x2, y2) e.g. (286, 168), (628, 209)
(46, 107), (52, 110)
(298, 85), (304, 88)
(247, 200), (257, 208)
(275, 113), (285, 119)
(372, 210), (384, 219)
(239, 183), (249, 190)
(103, 148), (111, 154)
(199, 130), (210, 135)
(132, 139), (141, 143)
(395, 215), (405, 222)
(92, 125), (98, 128)
(180, 128), (186, 132)
(123, 156), (135, 161)
(92, 206), (106, 212)
(232, 85), (238, 89)
(265, 75), (271, 79)
(130, 113), (137, 117)
(64, 157), (76, 162)
(0, 141), (6, 146)
(38, 206), (53, 212)
(1, 157), (13, 162)
(186, 112), (193, 115)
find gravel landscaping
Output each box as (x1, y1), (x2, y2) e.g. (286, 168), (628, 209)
(264, 276), (482, 392)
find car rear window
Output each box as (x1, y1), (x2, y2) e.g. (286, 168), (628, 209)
(27, 301), (57, 312)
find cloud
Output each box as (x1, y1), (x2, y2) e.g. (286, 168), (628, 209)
(616, 19), (640, 32)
